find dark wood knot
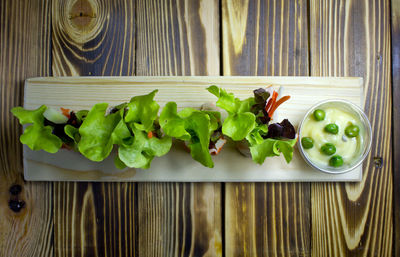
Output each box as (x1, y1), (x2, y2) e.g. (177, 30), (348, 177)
(8, 200), (25, 213)
(8, 184), (25, 212)
(9, 184), (22, 195)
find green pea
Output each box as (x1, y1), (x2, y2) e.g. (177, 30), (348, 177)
(321, 143), (336, 155)
(329, 155), (344, 167)
(313, 109), (326, 121)
(301, 137), (314, 149)
(324, 123), (339, 134)
(329, 155), (343, 167)
(345, 124), (360, 137)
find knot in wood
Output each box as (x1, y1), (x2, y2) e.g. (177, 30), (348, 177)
(62, 0), (101, 43)
(8, 200), (25, 213)
(9, 184), (22, 195)
(69, 0), (96, 29)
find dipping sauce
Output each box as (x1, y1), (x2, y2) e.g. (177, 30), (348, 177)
(300, 107), (364, 168)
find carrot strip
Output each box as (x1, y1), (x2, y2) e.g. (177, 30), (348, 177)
(60, 107), (71, 119)
(147, 131), (153, 139)
(268, 95), (290, 117)
(271, 91), (278, 106)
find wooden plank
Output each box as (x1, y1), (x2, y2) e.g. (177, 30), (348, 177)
(135, 0), (222, 256)
(222, 0), (311, 256)
(54, 182), (135, 257)
(22, 76), (364, 182)
(0, 1), (53, 257)
(310, 0), (393, 256)
(51, 0), (137, 256)
(52, 0), (135, 76)
(391, 0), (400, 255)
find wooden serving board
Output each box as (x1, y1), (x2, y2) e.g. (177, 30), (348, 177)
(23, 76), (364, 182)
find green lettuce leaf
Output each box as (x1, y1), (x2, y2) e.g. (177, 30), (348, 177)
(64, 125), (80, 144)
(124, 90), (159, 132)
(111, 112), (132, 146)
(184, 112), (214, 168)
(203, 111), (221, 135)
(237, 98), (255, 113)
(246, 124), (268, 146)
(222, 113), (255, 141)
(76, 110), (89, 122)
(207, 85), (238, 113)
(160, 102), (214, 168)
(207, 86), (255, 114)
(118, 127), (172, 169)
(249, 138), (297, 164)
(11, 105), (63, 153)
(114, 155), (127, 170)
(159, 102), (191, 140)
(207, 86), (256, 141)
(78, 103), (121, 162)
(113, 90), (172, 169)
(11, 105), (46, 125)
(20, 124), (62, 153)
(177, 107), (199, 118)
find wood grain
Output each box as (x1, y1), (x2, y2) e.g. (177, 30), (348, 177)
(51, 0), (137, 256)
(138, 183), (222, 257)
(135, 0), (222, 256)
(52, 0), (135, 76)
(0, 1), (53, 256)
(136, 0), (219, 76)
(223, 0), (309, 76)
(54, 182), (135, 257)
(222, 0), (311, 256)
(391, 0), (400, 255)
(310, 0), (393, 256)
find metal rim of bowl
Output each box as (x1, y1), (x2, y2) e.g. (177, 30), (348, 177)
(298, 99), (372, 174)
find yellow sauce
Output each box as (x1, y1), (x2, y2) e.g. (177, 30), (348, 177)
(301, 107), (364, 167)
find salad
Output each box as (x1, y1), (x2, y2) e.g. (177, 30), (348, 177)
(207, 86), (297, 164)
(12, 86), (297, 169)
(12, 90), (172, 169)
(159, 102), (224, 168)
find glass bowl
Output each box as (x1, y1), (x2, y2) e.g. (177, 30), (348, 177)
(298, 99), (372, 174)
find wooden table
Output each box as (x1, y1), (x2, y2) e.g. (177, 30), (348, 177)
(0, 0), (397, 256)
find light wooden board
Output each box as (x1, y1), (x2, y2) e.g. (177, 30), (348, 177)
(23, 76), (364, 182)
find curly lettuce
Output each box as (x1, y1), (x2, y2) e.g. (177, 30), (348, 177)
(117, 126), (172, 169)
(160, 102), (216, 168)
(207, 86), (256, 141)
(124, 90), (159, 132)
(11, 105), (62, 153)
(12, 90), (172, 169)
(78, 103), (121, 162)
(207, 85), (296, 164)
(74, 90), (172, 168)
(250, 138), (297, 164)
(115, 90), (172, 169)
